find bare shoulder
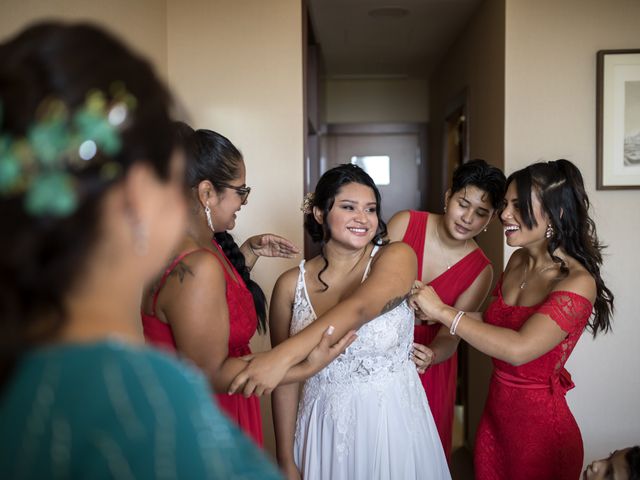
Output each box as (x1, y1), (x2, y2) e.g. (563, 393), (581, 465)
(273, 264), (301, 297)
(386, 210), (412, 242)
(371, 241), (418, 279)
(553, 263), (596, 304)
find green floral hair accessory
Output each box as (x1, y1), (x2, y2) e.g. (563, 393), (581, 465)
(0, 83), (136, 217)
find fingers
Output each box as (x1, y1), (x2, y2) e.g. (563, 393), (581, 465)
(228, 370), (248, 395)
(331, 330), (358, 355)
(239, 354), (254, 362)
(242, 379), (257, 398)
(411, 342), (435, 371)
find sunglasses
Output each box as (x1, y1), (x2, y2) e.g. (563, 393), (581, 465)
(217, 182), (251, 204)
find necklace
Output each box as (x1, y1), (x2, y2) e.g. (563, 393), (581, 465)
(519, 261), (558, 289)
(435, 219), (468, 270)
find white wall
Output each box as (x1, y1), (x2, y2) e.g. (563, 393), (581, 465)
(324, 77), (429, 124)
(505, 0), (640, 466)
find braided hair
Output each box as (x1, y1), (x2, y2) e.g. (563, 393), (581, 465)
(187, 129), (267, 333)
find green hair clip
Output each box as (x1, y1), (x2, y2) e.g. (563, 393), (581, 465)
(0, 82), (136, 217)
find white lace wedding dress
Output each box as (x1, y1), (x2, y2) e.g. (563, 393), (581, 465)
(291, 248), (451, 480)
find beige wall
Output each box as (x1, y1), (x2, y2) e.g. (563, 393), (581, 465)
(0, 0), (168, 78)
(428, 0), (506, 448)
(505, 0), (640, 467)
(324, 77), (429, 124)
(166, 0), (304, 456)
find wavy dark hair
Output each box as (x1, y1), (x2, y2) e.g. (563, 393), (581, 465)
(0, 22), (176, 386)
(186, 129), (267, 333)
(507, 159), (614, 336)
(304, 163), (388, 291)
(628, 446), (640, 480)
(451, 159), (506, 211)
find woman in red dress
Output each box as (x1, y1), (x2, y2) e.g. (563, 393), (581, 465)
(142, 126), (299, 445)
(410, 159), (614, 479)
(386, 159), (506, 460)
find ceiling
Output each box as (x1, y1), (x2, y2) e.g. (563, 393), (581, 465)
(308, 0), (483, 78)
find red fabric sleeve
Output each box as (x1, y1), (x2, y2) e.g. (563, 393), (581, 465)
(536, 291), (593, 334)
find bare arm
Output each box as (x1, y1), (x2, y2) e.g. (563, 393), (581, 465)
(410, 270), (596, 366)
(158, 252), (248, 392)
(229, 242), (417, 396)
(427, 264), (494, 364)
(269, 270), (302, 472)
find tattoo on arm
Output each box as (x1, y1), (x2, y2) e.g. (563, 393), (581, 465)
(169, 261), (195, 283)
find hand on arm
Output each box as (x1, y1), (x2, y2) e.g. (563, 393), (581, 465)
(240, 234), (300, 270)
(424, 264), (494, 364)
(229, 242), (417, 396)
(159, 252), (248, 393)
(410, 265), (595, 366)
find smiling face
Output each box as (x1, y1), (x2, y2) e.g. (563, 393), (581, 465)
(500, 180), (549, 248)
(443, 185), (495, 240)
(583, 448), (632, 480)
(320, 182), (378, 249)
(210, 160), (247, 232)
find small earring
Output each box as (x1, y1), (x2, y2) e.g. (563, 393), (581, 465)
(133, 220), (148, 256)
(545, 224), (554, 239)
(205, 205), (215, 233)
(483, 227), (488, 233)
(443, 204), (447, 213)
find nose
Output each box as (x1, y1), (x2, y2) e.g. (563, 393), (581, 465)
(461, 210), (473, 224)
(500, 206), (512, 222)
(354, 209), (367, 223)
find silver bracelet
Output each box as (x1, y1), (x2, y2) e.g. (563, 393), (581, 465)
(450, 311), (465, 335)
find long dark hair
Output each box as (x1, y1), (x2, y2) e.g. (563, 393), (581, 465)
(304, 163), (388, 291)
(507, 159), (614, 336)
(0, 22), (176, 385)
(451, 159), (506, 210)
(187, 129), (267, 333)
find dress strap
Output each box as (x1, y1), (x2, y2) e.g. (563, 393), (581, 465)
(150, 248), (211, 316)
(361, 245), (380, 283)
(297, 259), (317, 319)
(402, 210), (429, 281)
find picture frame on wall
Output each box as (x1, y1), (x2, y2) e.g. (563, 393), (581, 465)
(597, 49), (640, 190)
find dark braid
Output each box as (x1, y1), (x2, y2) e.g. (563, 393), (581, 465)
(214, 232), (267, 333)
(507, 159), (614, 336)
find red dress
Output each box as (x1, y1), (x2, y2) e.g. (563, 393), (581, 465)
(141, 242), (263, 446)
(474, 277), (592, 479)
(402, 210), (491, 460)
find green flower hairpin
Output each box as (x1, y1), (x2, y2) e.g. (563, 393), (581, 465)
(0, 82), (136, 217)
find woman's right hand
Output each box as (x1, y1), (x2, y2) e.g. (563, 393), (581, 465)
(302, 326), (357, 376)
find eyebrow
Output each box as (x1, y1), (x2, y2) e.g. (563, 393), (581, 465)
(337, 199), (377, 206)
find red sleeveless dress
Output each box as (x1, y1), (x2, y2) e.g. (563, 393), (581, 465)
(474, 277), (592, 479)
(141, 242), (263, 446)
(402, 210), (491, 461)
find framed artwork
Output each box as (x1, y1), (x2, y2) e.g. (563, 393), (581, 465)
(597, 49), (640, 189)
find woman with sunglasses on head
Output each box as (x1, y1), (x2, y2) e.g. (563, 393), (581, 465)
(141, 127), (351, 446)
(410, 159), (614, 479)
(386, 159), (506, 460)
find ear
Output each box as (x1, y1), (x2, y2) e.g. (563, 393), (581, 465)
(445, 189), (452, 203)
(313, 205), (324, 225)
(197, 180), (216, 208)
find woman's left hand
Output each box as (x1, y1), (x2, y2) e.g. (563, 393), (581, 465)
(248, 234), (300, 259)
(230, 348), (290, 397)
(409, 283), (446, 322)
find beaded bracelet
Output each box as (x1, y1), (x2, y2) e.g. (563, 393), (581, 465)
(450, 311), (465, 335)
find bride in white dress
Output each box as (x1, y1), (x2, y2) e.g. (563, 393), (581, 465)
(262, 164), (450, 479)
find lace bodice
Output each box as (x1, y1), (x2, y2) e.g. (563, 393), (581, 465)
(290, 259), (415, 385)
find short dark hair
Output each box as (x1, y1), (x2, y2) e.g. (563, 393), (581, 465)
(451, 159), (506, 211)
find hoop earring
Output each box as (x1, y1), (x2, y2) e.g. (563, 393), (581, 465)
(205, 205), (215, 233)
(545, 224), (554, 239)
